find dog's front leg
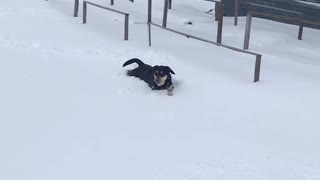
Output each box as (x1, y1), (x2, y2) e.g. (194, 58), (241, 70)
(167, 85), (174, 96)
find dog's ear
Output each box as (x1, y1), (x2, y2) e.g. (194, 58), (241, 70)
(166, 66), (175, 75)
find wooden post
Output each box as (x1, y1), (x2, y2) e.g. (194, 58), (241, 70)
(74, 0), (79, 17)
(243, 13), (252, 50)
(254, 55), (262, 82)
(148, 23), (152, 46)
(216, 2), (224, 44)
(124, 14), (129, 40)
(83, 2), (87, 23)
(234, 0), (239, 26)
(162, 0), (169, 27)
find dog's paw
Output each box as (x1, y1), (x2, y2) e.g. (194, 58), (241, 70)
(167, 91), (173, 96)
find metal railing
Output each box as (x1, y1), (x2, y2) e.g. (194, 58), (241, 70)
(82, 1), (129, 40)
(74, 0), (133, 17)
(243, 11), (320, 49)
(161, 0), (224, 44)
(148, 22), (262, 82)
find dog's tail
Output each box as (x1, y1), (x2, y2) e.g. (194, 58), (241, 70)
(123, 58), (145, 67)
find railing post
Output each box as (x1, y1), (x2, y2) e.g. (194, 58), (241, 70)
(216, 2), (224, 44)
(162, 0), (169, 27)
(243, 13), (252, 50)
(298, 14), (304, 40)
(298, 25), (304, 40)
(215, 2), (220, 21)
(168, 0), (172, 9)
(148, 0), (152, 23)
(234, 0), (239, 26)
(74, 0), (79, 17)
(148, 23), (152, 46)
(254, 55), (262, 82)
(124, 14), (129, 40)
(83, 2), (87, 24)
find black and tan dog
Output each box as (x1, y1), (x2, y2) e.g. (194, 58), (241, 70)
(123, 58), (175, 96)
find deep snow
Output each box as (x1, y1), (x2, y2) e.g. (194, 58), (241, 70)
(1, 0), (320, 180)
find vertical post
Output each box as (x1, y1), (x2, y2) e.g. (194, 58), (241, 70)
(215, 2), (220, 21)
(124, 14), (129, 40)
(148, 23), (152, 46)
(162, 0), (169, 27)
(74, 0), (79, 17)
(168, 0), (172, 9)
(234, 0), (239, 26)
(83, 2), (87, 24)
(148, 0), (152, 23)
(298, 25), (304, 40)
(298, 14), (304, 40)
(111, 0), (114, 5)
(254, 55), (262, 82)
(243, 13), (252, 50)
(216, 2), (224, 44)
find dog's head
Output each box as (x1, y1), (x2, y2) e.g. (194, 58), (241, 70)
(151, 66), (175, 87)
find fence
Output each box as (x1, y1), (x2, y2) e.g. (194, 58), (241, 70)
(161, 0), (224, 44)
(147, 0), (263, 82)
(74, 0), (134, 17)
(243, 11), (320, 49)
(82, 1), (129, 40)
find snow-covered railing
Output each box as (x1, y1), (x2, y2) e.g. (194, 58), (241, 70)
(73, 0), (133, 17)
(234, 0), (304, 26)
(82, 1), (129, 40)
(161, 0), (224, 44)
(147, 0), (262, 82)
(243, 11), (320, 49)
(148, 22), (262, 83)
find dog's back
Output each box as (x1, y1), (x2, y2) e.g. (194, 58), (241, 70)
(123, 58), (152, 83)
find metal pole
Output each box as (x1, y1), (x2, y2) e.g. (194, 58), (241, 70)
(74, 0), (79, 17)
(168, 0), (172, 9)
(216, 2), (224, 44)
(124, 14), (129, 40)
(215, 2), (220, 21)
(162, 0), (169, 27)
(83, 2), (87, 23)
(243, 13), (252, 50)
(148, 23), (152, 46)
(298, 14), (304, 40)
(148, 0), (152, 23)
(254, 55), (262, 82)
(234, 0), (239, 26)
(298, 25), (304, 40)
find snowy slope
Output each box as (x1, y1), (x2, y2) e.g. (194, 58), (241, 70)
(1, 0), (320, 180)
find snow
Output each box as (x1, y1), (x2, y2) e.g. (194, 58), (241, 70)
(1, 0), (320, 180)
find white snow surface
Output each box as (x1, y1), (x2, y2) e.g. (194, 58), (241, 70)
(1, 0), (320, 180)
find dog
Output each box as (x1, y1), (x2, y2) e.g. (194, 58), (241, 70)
(123, 58), (175, 96)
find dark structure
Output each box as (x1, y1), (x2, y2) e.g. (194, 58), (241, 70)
(223, 0), (320, 29)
